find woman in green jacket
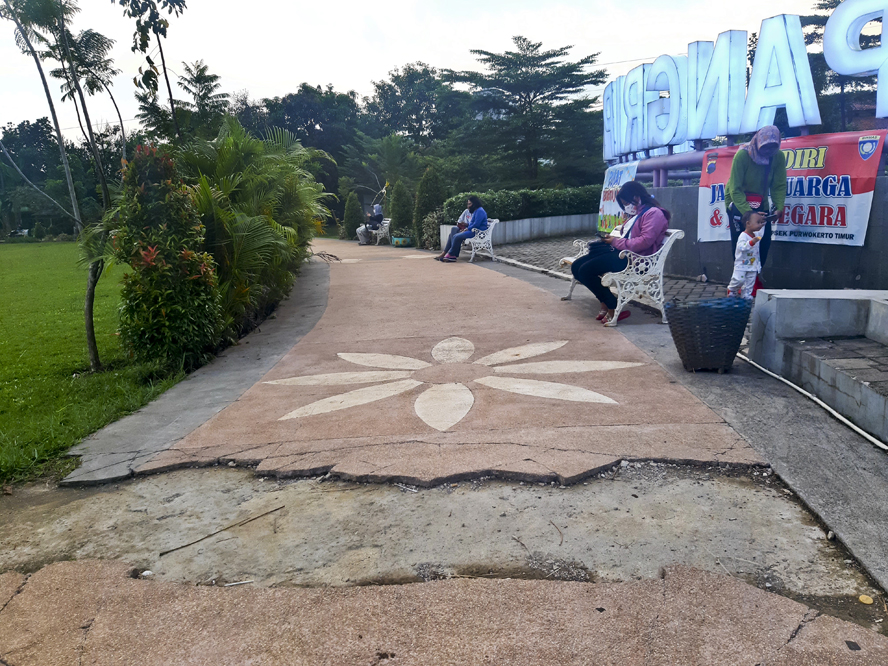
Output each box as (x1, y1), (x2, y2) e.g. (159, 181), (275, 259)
(724, 125), (786, 268)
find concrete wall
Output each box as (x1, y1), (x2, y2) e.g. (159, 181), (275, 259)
(440, 213), (599, 250)
(748, 290), (888, 443)
(650, 177), (888, 289)
(867, 299), (888, 346)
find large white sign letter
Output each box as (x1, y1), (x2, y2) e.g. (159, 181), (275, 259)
(824, 0), (888, 117)
(687, 30), (747, 140)
(646, 55), (688, 148)
(741, 15), (822, 131)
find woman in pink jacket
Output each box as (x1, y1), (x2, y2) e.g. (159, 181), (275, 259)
(570, 181), (669, 324)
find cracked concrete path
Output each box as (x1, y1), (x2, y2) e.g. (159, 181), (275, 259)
(61, 260), (330, 485)
(476, 258), (888, 596)
(134, 240), (759, 484)
(1, 560), (887, 665)
(6, 466), (883, 604)
(7, 240), (888, 662)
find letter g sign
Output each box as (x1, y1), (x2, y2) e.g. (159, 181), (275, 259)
(824, 0), (888, 117)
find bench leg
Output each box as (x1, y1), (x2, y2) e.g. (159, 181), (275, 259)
(604, 287), (628, 327)
(469, 244), (476, 263)
(655, 278), (668, 324)
(561, 279), (579, 301)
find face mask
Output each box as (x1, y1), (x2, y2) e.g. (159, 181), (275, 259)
(623, 203), (637, 216)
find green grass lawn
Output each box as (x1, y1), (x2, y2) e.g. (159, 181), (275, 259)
(0, 243), (181, 483)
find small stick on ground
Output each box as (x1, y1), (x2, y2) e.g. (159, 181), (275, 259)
(702, 544), (732, 577)
(512, 535), (531, 554)
(224, 580), (254, 587)
(549, 520), (564, 546)
(159, 505), (285, 557)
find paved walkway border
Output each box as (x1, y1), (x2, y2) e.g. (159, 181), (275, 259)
(61, 260), (331, 486)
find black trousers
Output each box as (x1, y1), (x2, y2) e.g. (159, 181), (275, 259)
(570, 245), (628, 310)
(728, 204), (773, 267)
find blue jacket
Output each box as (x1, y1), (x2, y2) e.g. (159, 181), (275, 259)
(467, 207), (488, 231)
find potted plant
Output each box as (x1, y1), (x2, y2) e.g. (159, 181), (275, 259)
(390, 227), (413, 246)
(388, 181), (414, 247)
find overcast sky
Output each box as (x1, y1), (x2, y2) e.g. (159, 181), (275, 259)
(0, 0), (817, 138)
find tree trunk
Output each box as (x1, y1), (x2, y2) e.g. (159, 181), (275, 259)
(56, 17), (108, 373)
(155, 31), (183, 142)
(71, 94), (90, 146)
(2, 0), (82, 235)
(100, 79), (127, 161)
(84, 259), (104, 372)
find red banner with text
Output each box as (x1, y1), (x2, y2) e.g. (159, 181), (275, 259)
(698, 130), (885, 247)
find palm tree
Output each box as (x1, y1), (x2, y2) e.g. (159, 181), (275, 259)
(135, 88), (174, 139)
(178, 60), (229, 121)
(177, 118), (331, 338)
(47, 29), (127, 160)
(0, 0), (82, 233)
(1, 0), (107, 372)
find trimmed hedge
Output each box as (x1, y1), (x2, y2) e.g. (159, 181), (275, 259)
(389, 181), (414, 238)
(341, 192), (363, 240)
(442, 185), (602, 224)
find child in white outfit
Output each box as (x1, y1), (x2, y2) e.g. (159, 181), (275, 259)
(727, 211), (765, 300)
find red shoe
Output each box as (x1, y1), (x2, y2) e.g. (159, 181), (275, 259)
(752, 275), (763, 298)
(596, 307), (608, 321)
(603, 311), (631, 325)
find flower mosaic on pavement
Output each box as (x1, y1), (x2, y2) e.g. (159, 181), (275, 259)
(264, 338), (644, 432)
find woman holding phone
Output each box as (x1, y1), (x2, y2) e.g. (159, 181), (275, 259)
(570, 181), (669, 325)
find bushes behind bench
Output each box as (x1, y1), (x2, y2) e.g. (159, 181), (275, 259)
(442, 185), (602, 224)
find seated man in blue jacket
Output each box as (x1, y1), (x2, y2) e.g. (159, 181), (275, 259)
(437, 196), (488, 262)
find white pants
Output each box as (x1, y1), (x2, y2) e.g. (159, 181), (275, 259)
(356, 225), (372, 244)
(727, 270), (757, 300)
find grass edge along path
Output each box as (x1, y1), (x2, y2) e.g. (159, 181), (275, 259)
(0, 243), (182, 483)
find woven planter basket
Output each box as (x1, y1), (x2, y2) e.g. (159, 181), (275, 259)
(664, 298), (752, 373)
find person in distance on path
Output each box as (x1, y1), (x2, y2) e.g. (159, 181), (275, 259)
(437, 196), (488, 262)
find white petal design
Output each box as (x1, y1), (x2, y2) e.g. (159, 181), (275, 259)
(414, 383), (475, 431)
(475, 376), (617, 404)
(432, 337), (475, 364)
(266, 371), (413, 386)
(473, 341), (569, 367)
(279, 380), (423, 420)
(494, 360), (644, 375)
(338, 353), (431, 370)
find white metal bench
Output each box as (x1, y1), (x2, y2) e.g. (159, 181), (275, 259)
(464, 218), (500, 262)
(559, 229), (685, 326)
(372, 219), (391, 245)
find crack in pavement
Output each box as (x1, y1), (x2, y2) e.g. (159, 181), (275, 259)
(0, 574), (30, 666)
(194, 434), (748, 464)
(77, 616), (96, 666)
(644, 576), (668, 666)
(758, 608), (821, 665)
(0, 575), (29, 615)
